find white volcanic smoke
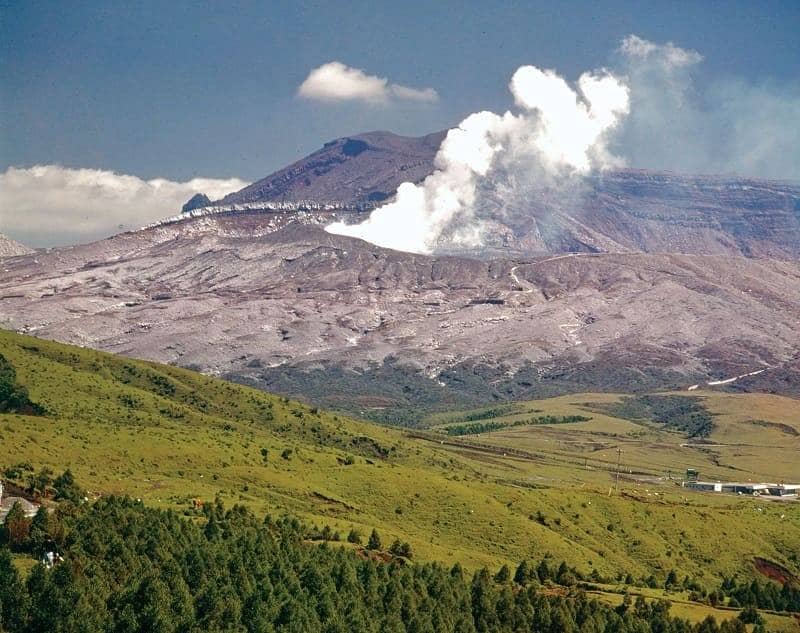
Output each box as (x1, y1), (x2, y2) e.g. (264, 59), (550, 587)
(616, 35), (800, 181)
(326, 65), (629, 253)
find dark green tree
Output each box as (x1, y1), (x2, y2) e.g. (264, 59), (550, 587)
(347, 528), (362, 544)
(513, 560), (530, 586)
(27, 507), (50, 554)
(0, 549), (28, 630)
(53, 469), (83, 502)
(494, 564), (510, 583)
(27, 467), (54, 499)
(738, 605), (763, 624)
(665, 569), (679, 588)
(367, 528), (381, 551)
(536, 559), (551, 583)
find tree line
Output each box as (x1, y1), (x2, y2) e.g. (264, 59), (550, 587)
(442, 416), (591, 436)
(716, 575), (800, 613)
(0, 496), (765, 633)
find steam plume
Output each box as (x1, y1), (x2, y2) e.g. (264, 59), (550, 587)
(327, 35), (800, 254)
(616, 35), (800, 181)
(326, 66), (629, 253)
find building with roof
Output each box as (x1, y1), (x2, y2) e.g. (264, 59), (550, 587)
(683, 480), (800, 497)
(0, 480), (40, 522)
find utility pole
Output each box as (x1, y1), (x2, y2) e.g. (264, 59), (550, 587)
(614, 447), (622, 493)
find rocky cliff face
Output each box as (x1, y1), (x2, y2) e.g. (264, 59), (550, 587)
(181, 193), (212, 213)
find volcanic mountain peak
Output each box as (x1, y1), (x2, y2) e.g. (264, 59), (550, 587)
(218, 130), (445, 208)
(173, 130), (800, 259)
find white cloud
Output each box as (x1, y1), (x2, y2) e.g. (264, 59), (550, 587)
(389, 84), (440, 103)
(297, 61), (439, 104)
(0, 165), (248, 247)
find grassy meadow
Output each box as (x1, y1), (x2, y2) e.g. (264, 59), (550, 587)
(1, 329), (799, 628)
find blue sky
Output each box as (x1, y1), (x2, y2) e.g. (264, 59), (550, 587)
(2, 1), (800, 247)
(2, 0), (799, 181)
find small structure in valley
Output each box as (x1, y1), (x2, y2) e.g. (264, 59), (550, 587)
(0, 480), (40, 522)
(683, 479), (800, 497)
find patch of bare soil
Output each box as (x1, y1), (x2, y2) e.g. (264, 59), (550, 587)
(753, 557), (799, 585)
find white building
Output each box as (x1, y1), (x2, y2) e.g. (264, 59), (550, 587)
(684, 480), (800, 497)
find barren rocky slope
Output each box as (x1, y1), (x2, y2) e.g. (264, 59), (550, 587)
(0, 233), (34, 257)
(219, 131), (446, 207)
(2, 209), (799, 420)
(2, 131), (799, 418)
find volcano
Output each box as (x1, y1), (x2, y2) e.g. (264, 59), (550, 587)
(2, 131), (799, 420)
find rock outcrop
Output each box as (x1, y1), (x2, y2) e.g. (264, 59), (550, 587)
(0, 233), (34, 258)
(181, 193), (212, 213)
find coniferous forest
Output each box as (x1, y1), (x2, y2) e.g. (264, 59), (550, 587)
(0, 497), (765, 633)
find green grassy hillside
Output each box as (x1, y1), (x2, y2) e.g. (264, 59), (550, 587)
(1, 329), (799, 608)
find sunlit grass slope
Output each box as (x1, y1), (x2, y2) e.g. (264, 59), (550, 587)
(1, 329), (799, 592)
